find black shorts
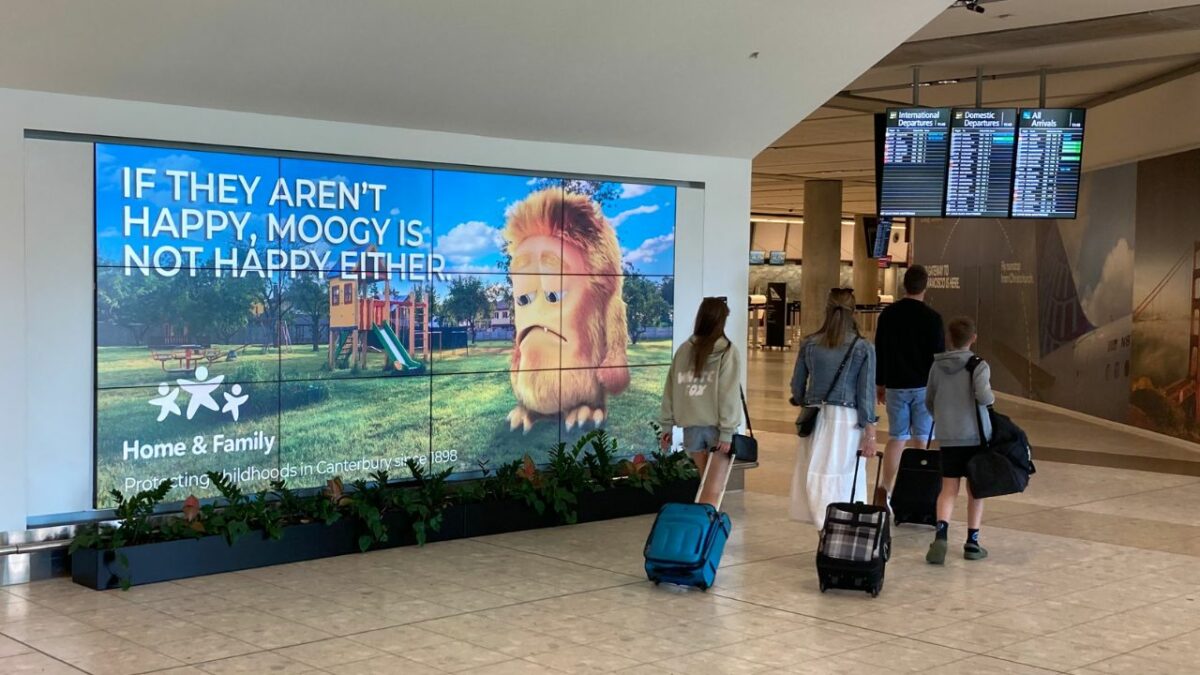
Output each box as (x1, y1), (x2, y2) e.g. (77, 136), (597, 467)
(940, 445), (983, 478)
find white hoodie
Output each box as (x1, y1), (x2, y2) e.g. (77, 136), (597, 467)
(660, 337), (743, 442)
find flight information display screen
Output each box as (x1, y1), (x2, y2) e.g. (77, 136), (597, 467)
(944, 108), (1017, 218)
(1011, 108), (1086, 219)
(878, 108), (952, 217)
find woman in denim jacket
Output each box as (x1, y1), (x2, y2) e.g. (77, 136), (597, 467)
(788, 288), (878, 528)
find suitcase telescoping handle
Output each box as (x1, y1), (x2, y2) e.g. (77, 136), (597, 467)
(694, 447), (736, 511)
(849, 452), (885, 505)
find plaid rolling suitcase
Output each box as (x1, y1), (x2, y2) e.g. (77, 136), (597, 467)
(816, 455), (890, 597)
(644, 448), (735, 591)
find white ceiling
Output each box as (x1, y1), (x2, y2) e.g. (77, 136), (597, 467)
(754, 0), (1200, 215)
(0, 0), (947, 159)
(909, 0), (1200, 40)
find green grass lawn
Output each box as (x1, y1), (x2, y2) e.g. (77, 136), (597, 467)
(100, 338), (673, 386)
(96, 341), (671, 504)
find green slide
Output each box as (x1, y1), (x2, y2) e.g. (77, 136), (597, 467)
(372, 323), (423, 371)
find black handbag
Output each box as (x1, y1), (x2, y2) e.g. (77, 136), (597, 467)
(964, 357), (1034, 498)
(732, 387), (758, 462)
(796, 337), (860, 438)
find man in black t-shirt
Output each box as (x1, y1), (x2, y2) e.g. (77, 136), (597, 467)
(875, 265), (945, 495)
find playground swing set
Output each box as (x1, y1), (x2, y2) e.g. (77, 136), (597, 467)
(327, 251), (430, 376)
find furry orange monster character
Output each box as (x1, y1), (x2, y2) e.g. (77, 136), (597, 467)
(502, 189), (629, 432)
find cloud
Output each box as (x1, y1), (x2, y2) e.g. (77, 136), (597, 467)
(98, 151), (203, 195)
(389, 207), (400, 216)
(1081, 238), (1134, 325)
(497, 196), (507, 202)
(619, 183), (653, 199)
(609, 204), (660, 228)
(436, 221), (504, 268)
(449, 265), (505, 275)
(623, 233), (674, 266)
(525, 177), (539, 186)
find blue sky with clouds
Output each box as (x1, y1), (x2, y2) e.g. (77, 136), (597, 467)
(97, 144), (676, 277)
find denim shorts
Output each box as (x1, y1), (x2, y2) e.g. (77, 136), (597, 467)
(885, 388), (934, 441)
(682, 426), (720, 453)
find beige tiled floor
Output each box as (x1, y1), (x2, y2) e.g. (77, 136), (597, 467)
(3, 350), (1200, 673)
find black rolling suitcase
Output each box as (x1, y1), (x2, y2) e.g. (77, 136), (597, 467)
(889, 430), (941, 526)
(816, 455), (890, 597)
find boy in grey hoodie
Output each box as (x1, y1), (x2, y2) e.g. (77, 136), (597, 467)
(924, 316), (995, 564)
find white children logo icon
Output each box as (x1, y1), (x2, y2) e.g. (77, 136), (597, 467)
(148, 383), (181, 421)
(222, 384), (249, 421)
(148, 365), (248, 423)
(177, 366), (225, 419)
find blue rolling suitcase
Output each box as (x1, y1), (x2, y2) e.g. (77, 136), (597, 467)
(643, 449), (734, 590)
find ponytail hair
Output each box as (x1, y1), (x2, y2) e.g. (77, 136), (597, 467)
(815, 288), (859, 348)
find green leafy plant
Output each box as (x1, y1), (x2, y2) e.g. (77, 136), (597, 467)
(69, 479), (174, 590)
(452, 460), (492, 504)
(158, 495), (208, 541)
(648, 448), (699, 484)
(199, 472), (256, 544)
(581, 430), (620, 489)
(618, 453), (655, 493)
(401, 459), (454, 546)
(492, 457), (545, 514)
(541, 440), (591, 524)
(343, 471), (398, 552)
(270, 480), (341, 525)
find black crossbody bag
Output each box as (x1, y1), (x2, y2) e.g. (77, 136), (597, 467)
(796, 336), (860, 438)
(733, 387), (758, 462)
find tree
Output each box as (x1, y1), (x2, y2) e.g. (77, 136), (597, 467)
(484, 282), (512, 307)
(182, 273), (264, 344)
(659, 277), (674, 313)
(284, 274), (329, 351)
(98, 268), (170, 345)
(623, 271), (669, 345)
(528, 179), (621, 205)
(442, 276), (491, 343)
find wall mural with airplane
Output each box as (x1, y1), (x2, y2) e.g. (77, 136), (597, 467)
(914, 150), (1200, 444)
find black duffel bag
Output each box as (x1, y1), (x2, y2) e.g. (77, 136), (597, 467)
(964, 358), (1035, 499)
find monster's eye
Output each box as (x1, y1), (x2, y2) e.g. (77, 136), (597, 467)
(516, 293), (535, 307)
(545, 290), (564, 304)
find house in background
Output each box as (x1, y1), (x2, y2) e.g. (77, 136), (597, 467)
(490, 301), (513, 329)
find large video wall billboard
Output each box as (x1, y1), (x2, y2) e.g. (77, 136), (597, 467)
(95, 143), (676, 506)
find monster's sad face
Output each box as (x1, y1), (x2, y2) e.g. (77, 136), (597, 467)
(503, 191), (630, 433)
(509, 234), (593, 370)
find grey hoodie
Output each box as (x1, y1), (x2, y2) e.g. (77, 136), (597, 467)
(660, 337), (743, 442)
(926, 350), (995, 447)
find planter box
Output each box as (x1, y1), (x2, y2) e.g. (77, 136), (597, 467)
(461, 498), (556, 538)
(657, 477), (702, 505)
(72, 519), (359, 590)
(577, 486), (659, 522)
(71, 478), (701, 590)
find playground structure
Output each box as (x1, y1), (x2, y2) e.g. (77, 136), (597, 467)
(327, 253), (429, 375)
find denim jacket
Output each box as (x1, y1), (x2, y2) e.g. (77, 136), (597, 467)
(790, 333), (878, 428)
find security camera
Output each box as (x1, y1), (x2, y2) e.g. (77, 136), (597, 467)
(955, 0), (986, 13)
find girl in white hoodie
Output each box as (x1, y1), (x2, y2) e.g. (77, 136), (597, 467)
(660, 298), (743, 503)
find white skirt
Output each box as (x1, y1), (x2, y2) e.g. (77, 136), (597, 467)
(789, 404), (866, 530)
